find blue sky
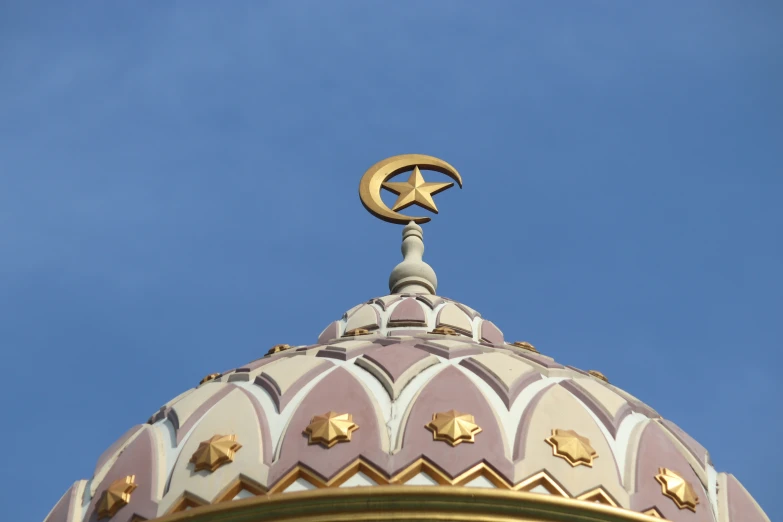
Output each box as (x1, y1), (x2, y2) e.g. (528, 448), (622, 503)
(1, 2), (781, 520)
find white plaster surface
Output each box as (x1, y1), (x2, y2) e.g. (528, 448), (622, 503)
(707, 464), (719, 521)
(282, 478), (317, 493)
(340, 472), (378, 488)
(529, 484), (553, 495)
(232, 489), (256, 500)
(404, 472), (439, 486)
(464, 475), (496, 488)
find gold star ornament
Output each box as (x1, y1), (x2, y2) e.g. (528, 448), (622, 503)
(266, 344), (293, 356)
(511, 341), (539, 353)
(655, 467), (699, 512)
(382, 166), (454, 214)
(359, 154), (462, 224)
(426, 410), (482, 446)
(190, 434), (242, 472)
(587, 370), (609, 383)
(431, 326), (460, 336)
(343, 328), (371, 337)
(97, 475), (138, 520)
(545, 429), (598, 467)
(199, 372), (221, 385)
(304, 412), (359, 448)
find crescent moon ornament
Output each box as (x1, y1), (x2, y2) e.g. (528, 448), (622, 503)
(359, 154), (463, 225)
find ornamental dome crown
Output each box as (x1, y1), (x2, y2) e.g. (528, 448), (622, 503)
(45, 155), (769, 522)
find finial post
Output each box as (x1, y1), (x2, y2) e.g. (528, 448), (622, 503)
(388, 221), (438, 295)
(358, 154), (461, 294)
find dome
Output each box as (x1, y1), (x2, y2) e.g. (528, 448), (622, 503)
(45, 158), (770, 522)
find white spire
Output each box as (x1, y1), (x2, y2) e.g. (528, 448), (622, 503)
(388, 221), (438, 295)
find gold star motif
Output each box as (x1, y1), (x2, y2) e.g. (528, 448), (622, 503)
(655, 467), (699, 512)
(545, 429), (598, 467)
(190, 434), (242, 473)
(426, 410), (482, 446)
(304, 412), (359, 448)
(97, 475), (137, 520)
(587, 370), (609, 383)
(343, 328), (371, 337)
(511, 341), (539, 353)
(199, 372), (221, 385)
(431, 326), (460, 336)
(382, 166), (454, 214)
(266, 344), (293, 356)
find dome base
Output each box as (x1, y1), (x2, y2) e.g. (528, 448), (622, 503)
(152, 485), (663, 522)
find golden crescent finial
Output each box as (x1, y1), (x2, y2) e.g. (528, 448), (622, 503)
(358, 154), (462, 225)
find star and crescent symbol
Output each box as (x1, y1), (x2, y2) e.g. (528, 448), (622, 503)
(358, 154), (463, 224)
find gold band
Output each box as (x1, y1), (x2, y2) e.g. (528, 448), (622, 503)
(153, 485), (664, 522)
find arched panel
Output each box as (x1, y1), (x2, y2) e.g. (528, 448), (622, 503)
(513, 383), (627, 507)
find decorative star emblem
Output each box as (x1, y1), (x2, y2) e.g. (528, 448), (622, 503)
(97, 475), (138, 520)
(199, 372), (221, 385)
(426, 410), (482, 446)
(655, 467), (699, 512)
(382, 166), (454, 214)
(431, 326), (460, 336)
(587, 370), (609, 383)
(511, 341), (539, 353)
(190, 434), (242, 473)
(266, 344), (293, 356)
(304, 412), (359, 448)
(545, 429), (598, 467)
(343, 328), (371, 337)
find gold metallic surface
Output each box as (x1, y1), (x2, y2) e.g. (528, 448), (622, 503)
(266, 344), (293, 356)
(513, 471), (570, 497)
(169, 493), (207, 513)
(97, 475), (138, 520)
(213, 478), (266, 504)
(342, 328), (371, 337)
(150, 484), (666, 522)
(190, 434), (242, 473)
(426, 410), (483, 446)
(359, 154), (463, 224)
(642, 507), (665, 518)
(577, 487), (619, 507)
(588, 370), (609, 383)
(270, 459), (387, 493)
(382, 166), (454, 214)
(654, 467), (699, 512)
(268, 458), (564, 492)
(431, 326), (460, 336)
(545, 429), (599, 467)
(304, 412), (359, 448)
(150, 458), (664, 521)
(199, 373), (221, 385)
(393, 459), (507, 488)
(511, 341), (539, 354)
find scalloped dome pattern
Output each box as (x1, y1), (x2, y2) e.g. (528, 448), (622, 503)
(327, 294), (501, 344)
(45, 295), (770, 522)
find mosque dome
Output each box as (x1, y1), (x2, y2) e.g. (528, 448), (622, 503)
(45, 157), (769, 522)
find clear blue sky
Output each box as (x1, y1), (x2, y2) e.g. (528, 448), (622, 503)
(1, 2), (780, 521)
